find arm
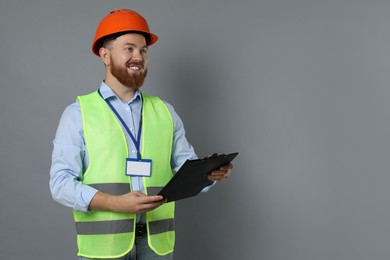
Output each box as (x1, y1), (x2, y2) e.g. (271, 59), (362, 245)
(49, 103), (97, 212)
(165, 102), (198, 172)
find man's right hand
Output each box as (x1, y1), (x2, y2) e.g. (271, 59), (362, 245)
(89, 191), (166, 213)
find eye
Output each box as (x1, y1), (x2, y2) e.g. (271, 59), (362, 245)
(140, 48), (148, 55)
(126, 47), (134, 52)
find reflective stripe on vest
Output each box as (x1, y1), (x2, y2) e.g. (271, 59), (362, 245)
(76, 219), (135, 235)
(73, 91), (175, 258)
(75, 218), (174, 235)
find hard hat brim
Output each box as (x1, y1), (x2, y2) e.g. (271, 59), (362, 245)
(92, 30), (158, 56)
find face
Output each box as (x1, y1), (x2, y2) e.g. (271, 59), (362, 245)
(104, 33), (149, 89)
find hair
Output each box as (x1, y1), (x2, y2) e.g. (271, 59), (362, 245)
(97, 31), (151, 51)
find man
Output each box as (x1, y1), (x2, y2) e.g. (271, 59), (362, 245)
(50, 9), (233, 260)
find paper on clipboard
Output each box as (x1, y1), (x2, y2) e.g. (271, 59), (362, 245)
(158, 152), (238, 202)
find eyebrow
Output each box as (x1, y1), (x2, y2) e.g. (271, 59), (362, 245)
(123, 43), (148, 49)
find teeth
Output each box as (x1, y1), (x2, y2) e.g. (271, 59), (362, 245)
(129, 66), (140, 71)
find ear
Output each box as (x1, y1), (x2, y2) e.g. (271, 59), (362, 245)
(99, 47), (110, 66)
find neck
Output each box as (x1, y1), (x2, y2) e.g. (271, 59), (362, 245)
(104, 77), (137, 103)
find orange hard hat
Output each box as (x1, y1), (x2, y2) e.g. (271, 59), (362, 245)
(92, 9), (158, 56)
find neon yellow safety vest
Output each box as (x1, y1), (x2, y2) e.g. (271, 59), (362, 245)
(73, 91), (175, 258)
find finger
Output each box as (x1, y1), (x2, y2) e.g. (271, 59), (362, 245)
(138, 199), (166, 212)
(208, 176), (224, 182)
(210, 169), (227, 176)
(138, 195), (165, 204)
(209, 169), (231, 181)
(208, 173), (225, 181)
(220, 163), (233, 170)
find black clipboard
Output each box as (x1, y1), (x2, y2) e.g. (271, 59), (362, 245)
(158, 152), (238, 202)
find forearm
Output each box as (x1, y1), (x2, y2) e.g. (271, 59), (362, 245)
(88, 191), (118, 211)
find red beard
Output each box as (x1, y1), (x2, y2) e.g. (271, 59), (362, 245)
(110, 58), (148, 89)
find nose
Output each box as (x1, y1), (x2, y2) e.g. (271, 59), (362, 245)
(132, 50), (143, 62)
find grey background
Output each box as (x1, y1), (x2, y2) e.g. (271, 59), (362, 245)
(1, 0), (390, 259)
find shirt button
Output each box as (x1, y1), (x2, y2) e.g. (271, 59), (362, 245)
(130, 128), (134, 132)
(131, 150), (137, 153)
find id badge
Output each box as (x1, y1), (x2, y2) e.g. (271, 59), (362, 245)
(126, 158), (152, 177)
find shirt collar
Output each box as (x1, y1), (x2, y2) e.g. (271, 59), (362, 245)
(99, 81), (142, 104)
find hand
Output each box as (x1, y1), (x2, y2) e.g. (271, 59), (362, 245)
(89, 190), (166, 213)
(114, 191), (166, 213)
(208, 163), (233, 182)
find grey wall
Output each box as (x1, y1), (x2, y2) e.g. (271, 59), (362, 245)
(1, 0), (390, 259)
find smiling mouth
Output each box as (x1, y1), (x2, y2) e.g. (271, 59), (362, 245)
(128, 66), (141, 71)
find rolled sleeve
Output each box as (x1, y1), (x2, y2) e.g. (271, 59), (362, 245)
(75, 185), (99, 212)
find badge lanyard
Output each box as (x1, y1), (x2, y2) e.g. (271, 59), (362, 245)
(98, 90), (143, 160)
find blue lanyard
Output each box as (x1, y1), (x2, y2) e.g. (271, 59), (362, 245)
(98, 90), (143, 160)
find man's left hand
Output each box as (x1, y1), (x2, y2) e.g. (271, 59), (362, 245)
(208, 163), (233, 181)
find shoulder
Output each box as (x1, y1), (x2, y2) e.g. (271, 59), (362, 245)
(142, 93), (177, 116)
(159, 99), (184, 131)
(57, 101), (82, 131)
(62, 101), (81, 118)
(54, 101), (84, 145)
(76, 91), (100, 104)
(161, 99), (175, 115)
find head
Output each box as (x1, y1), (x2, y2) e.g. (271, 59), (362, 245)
(100, 32), (149, 89)
(92, 9), (158, 89)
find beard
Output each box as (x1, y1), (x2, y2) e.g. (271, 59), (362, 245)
(110, 57), (148, 89)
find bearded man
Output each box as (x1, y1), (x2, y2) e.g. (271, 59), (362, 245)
(49, 9), (233, 260)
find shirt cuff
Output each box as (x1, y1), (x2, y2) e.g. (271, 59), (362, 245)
(74, 185), (99, 212)
(201, 180), (216, 192)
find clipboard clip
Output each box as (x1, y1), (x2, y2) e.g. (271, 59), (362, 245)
(203, 153), (226, 160)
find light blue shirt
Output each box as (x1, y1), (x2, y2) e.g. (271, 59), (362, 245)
(50, 82), (213, 212)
